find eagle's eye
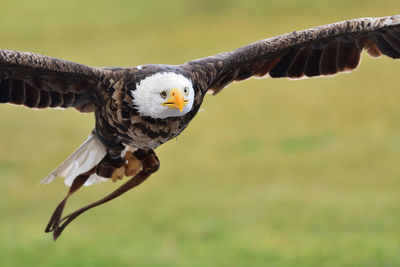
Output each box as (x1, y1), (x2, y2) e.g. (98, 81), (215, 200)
(184, 87), (189, 96)
(160, 90), (167, 99)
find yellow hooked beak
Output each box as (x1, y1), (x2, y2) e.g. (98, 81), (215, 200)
(161, 88), (189, 112)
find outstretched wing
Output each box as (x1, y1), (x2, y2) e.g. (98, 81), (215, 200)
(0, 50), (104, 112)
(183, 15), (400, 94)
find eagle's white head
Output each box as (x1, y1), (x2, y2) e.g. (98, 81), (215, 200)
(131, 72), (195, 119)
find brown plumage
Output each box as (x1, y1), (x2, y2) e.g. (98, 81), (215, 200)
(1, 15), (400, 240)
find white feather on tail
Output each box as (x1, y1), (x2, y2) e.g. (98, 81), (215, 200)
(40, 134), (108, 187)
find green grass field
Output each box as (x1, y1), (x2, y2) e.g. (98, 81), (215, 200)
(1, 0), (400, 266)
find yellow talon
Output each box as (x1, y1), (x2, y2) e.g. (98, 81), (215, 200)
(125, 152), (142, 176)
(111, 166), (126, 182)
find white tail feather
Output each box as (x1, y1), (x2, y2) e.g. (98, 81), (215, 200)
(40, 134), (107, 187)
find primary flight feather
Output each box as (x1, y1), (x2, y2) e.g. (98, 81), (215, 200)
(1, 15), (399, 240)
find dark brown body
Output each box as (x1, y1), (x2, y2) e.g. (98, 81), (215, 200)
(92, 65), (206, 154)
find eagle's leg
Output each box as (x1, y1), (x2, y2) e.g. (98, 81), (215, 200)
(50, 149), (159, 241)
(96, 150), (143, 182)
(104, 151), (143, 182)
(125, 151), (143, 176)
(95, 153), (126, 180)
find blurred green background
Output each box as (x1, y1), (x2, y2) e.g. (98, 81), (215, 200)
(1, 0), (400, 266)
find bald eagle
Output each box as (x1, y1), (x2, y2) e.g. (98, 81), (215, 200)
(1, 15), (399, 240)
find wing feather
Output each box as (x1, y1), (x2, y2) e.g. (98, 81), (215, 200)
(0, 50), (105, 112)
(183, 15), (400, 94)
